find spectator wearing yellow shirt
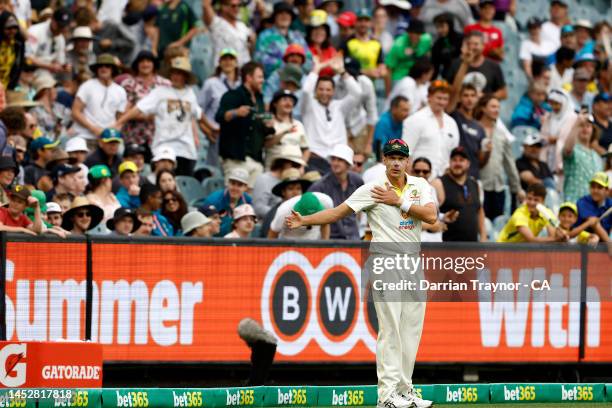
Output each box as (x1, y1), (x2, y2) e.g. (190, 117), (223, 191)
(342, 9), (386, 81)
(497, 183), (568, 243)
(557, 202), (599, 245)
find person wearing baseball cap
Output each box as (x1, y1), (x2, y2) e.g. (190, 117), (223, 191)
(83, 128), (123, 176)
(575, 172), (611, 241)
(430, 146), (485, 242)
(197, 204), (225, 236)
(0, 185), (44, 235)
(334, 11), (356, 50)
(385, 19), (431, 82)
(23, 136), (59, 187)
(269, 190), (333, 239)
(0, 157), (19, 205)
(557, 202), (600, 245)
(26, 7), (72, 74)
(116, 161), (142, 210)
(45, 163), (81, 201)
(65, 137), (90, 166)
(515, 131), (554, 191)
(344, 8), (386, 80)
(197, 47), (240, 167)
(201, 167), (252, 236)
(124, 143), (152, 172)
(286, 137), (436, 408)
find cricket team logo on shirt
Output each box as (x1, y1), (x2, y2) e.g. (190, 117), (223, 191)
(398, 187), (419, 229)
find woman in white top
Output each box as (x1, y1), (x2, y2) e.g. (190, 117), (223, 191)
(519, 17), (557, 80)
(540, 88), (577, 173)
(372, 6), (394, 55)
(264, 90), (309, 170)
(198, 48), (241, 167)
(114, 57), (206, 176)
(411, 157), (444, 242)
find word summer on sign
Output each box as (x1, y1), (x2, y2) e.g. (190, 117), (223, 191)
(371, 280), (552, 291)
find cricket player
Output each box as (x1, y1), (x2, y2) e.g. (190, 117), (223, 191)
(286, 139), (437, 408)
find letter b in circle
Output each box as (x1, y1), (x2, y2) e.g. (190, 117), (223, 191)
(272, 270), (309, 337)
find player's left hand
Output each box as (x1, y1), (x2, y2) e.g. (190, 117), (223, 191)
(371, 183), (401, 207)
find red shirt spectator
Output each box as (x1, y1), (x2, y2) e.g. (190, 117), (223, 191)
(0, 207), (31, 228)
(464, 0), (504, 61)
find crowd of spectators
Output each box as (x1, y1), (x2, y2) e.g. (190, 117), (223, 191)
(0, 0), (609, 243)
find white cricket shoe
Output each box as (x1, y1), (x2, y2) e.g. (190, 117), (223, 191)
(376, 392), (411, 408)
(400, 390), (433, 408)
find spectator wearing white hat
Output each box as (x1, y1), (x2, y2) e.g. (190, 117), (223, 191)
(252, 144), (305, 219)
(146, 145), (177, 185)
(46, 202), (63, 227)
(181, 211), (214, 238)
(515, 131), (555, 191)
(308, 144), (363, 240)
(65, 137), (90, 167)
(224, 204), (257, 239)
(201, 168), (252, 237)
(66, 26), (96, 79)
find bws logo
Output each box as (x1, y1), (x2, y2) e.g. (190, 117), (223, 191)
(261, 251), (377, 356)
(0, 343), (26, 387)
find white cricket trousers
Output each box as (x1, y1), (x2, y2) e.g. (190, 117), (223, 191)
(374, 300), (426, 402)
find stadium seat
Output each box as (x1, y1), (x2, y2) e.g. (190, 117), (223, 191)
(484, 217), (494, 241)
(492, 214), (510, 240)
(89, 223), (110, 236)
(545, 188), (562, 215)
(510, 126), (538, 158)
(176, 175), (208, 206)
(201, 176), (226, 198)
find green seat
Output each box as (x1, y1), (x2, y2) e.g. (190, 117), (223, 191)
(176, 175), (207, 206)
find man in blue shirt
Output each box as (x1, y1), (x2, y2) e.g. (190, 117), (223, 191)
(576, 172), (611, 242)
(372, 96), (410, 154)
(200, 168), (252, 236)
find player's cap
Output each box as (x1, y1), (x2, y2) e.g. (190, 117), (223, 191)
(590, 172), (609, 188)
(382, 139), (410, 158)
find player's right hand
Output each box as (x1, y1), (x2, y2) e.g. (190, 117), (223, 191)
(285, 210), (304, 229)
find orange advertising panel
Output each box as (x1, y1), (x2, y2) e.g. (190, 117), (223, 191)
(3, 241), (611, 363)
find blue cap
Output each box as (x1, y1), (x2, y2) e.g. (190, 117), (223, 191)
(594, 92), (611, 103)
(100, 128), (123, 143)
(30, 137), (59, 152)
(561, 24), (574, 35)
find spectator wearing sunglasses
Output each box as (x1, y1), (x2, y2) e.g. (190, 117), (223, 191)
(403, 80), (459, 178)
(410, 157), (443, 242)
(61, 196), (104, 236)
(431, 147), (487, 242)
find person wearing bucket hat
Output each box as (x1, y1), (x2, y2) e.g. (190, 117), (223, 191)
(0, 185), (44, 235)
(85, 164), (121, 224)
(197, 47), (241, 167)
(5, 91), (41, 109)
(202, 167), (252, 236)
(253, 144), (305, 218)
(66, 26), (96, 79)
(264, 90), (308, 170)
(116, 51), (171, 147)
(224, 203), (257, 239)
(257, 167), (310, 237)
(30, 73), (71, 139)
(0, 12), (26, 90)
(286, 136), (437, 408)
(180, 211), (213, 238)
(269, 191), (332, 239)
(574, 172), (612, 241)
(26, 7), (71, 75)
(255, 2), (312, 77)
(114, 56), (205, 177)
(309, 144), (363, 240)
(61, 196), (104, 235)
(71, 54), (128, 143)
(557, 201), (600, 245)
(107, 208), (142, 236)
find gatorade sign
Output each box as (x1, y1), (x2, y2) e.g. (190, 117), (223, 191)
(0, 342), (102, 388)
